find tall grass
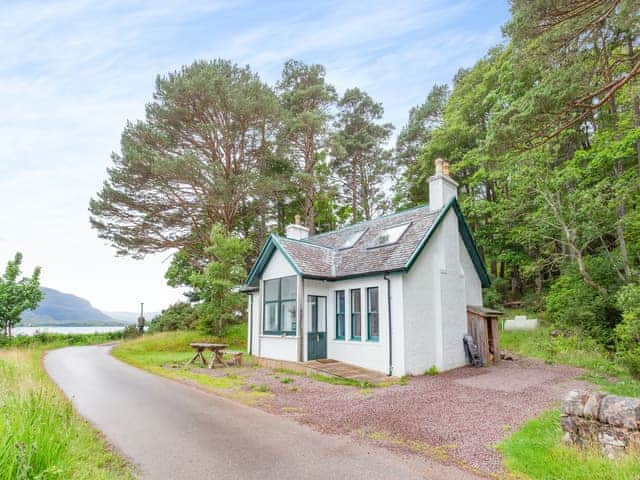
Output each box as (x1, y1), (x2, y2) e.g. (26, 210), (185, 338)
(0, 331), (123, 349)
(0, 349), (132, 480)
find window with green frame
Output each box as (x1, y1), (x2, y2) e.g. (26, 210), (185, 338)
(263, 276), (297, 335)
(351, 289), (361, 340)
(335, 290), (345, 339)
(367, 287), (379, 341)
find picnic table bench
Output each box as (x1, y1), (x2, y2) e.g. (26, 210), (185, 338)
(187, 342), (230, 369)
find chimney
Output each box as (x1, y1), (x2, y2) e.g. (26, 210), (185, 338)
(428, 158), (458, 210)
(285, 214), (309, 240)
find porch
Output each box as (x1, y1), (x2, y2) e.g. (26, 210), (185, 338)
(253, 356), (392, 385)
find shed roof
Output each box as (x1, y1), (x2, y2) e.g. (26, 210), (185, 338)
(245, 198), (490, 287)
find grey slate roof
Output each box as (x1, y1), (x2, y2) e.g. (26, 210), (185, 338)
(276, 204), (441, 279)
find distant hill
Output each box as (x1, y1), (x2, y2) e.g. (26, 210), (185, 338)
(106, 311), (160, 324)
(19, 287), (126, 327)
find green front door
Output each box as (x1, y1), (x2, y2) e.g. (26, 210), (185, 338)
(307, 295), (327, 360)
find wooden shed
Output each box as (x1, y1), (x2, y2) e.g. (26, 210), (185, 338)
(466, 306), (502, 366)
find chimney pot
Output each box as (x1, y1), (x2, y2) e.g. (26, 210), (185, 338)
(294, 214), (301, 225)
(442, 161), (450, 176)
(435, 158), (444, 175)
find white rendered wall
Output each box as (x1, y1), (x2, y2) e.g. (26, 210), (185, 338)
(247, 292), (261, 356)
(304, 277), (391, 374)
(459, 239), (483, 306)
(402, 209), (470, 373)
(256, 249), (300, 362)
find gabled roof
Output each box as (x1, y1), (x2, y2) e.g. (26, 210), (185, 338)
(244, 198), (490, 288)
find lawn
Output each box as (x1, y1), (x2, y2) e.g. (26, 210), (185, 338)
(0, 345), (133, 480)
(499, 323), (640, 480)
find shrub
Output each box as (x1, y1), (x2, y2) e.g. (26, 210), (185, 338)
(122, 324), (141, 339)
(546, 257), (622, 346)
(615, 284), (640, 378)
(148, 302), (201, 332)
(425, 365), (439, 376)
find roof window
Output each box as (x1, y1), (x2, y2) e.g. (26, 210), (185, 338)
(339, 229), (366, 249)
(369, 223), (410, 248)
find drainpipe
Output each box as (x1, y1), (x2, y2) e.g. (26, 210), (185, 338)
(248, 293), (253, 356)
(384, 273), (393, 376)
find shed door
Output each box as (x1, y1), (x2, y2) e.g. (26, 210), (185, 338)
(307, 295), (327, 360)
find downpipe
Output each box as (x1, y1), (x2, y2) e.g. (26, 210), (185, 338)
(384, 273), (393, 376)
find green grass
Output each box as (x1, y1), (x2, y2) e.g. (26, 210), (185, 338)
(501, 327), (640, 397)
(112, 330), (247, 372)
(0, 348), (133, 480)
(0, 331), (123, 349)
(498, 410), (640, 480)
(309, 373), (377, 389)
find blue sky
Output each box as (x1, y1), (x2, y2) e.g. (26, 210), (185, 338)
(0, 0), (510, 312)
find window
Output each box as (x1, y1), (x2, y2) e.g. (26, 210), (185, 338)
(351, 289), (361, 340)
(340, 229), (366, 249)
(263, 276), (297, 334)
(369, 223), (410, 248)
(335, 291), (345, 339)
(367, 287), (379, 341)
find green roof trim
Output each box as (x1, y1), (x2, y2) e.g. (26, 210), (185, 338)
(244, 234), (301, 287)
(404, 198), (490, 288)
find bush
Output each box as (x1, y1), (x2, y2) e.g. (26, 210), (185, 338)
(615, 284), (640, 378)
(546, 257), (622, 345)
(483, 275), (509, 308)
(122, 324), (141, 339)
(148, 302), (201, 333)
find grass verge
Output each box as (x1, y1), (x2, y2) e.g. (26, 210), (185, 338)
(0, 348), (133, 480)
(498, 410), (640, 480)
(110, 330), (272, 404)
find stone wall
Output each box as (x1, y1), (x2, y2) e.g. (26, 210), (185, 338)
(561, 390), (640, 458)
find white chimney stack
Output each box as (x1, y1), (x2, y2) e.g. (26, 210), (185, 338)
(285, 214), (309, 240)
(428, 158), (458, 210)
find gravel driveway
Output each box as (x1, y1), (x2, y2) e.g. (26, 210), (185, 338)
(201, 357), (590, 475)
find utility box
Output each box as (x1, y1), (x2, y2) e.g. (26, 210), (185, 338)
(466, 306), (502, 366)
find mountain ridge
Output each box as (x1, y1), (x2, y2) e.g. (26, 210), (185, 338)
(19, 287), (127, 327)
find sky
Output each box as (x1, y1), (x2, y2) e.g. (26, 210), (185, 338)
(0, 0), (510, 313)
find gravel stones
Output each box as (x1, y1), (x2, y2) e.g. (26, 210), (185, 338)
(217, 358), (587, 474)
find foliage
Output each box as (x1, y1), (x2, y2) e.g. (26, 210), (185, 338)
(122, 324), (141, 339)
(277, 60), (337, 234)
(0, 349), (133, 480)
(148, 302), (200, 332)
(330, 87), (394, 222)
(546, 257), (623, 345)
(89, 59), (281, 260)
(0, 331), (122, 349)
(166, 224), (251, 335)
(615, 284), (640, 377)
(498, 410), (640, 480)
(424, 365), (439, 376)
(0, 253), (43, 337)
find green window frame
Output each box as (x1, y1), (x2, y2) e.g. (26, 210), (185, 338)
(367, 287), (379, 342)
(335, 290), (345, 340)
(263, 276), (297, 335)
(351, 289), (361, 340)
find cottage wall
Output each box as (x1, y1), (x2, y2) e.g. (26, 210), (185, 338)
(304, 277), (392, 374)
(402, 209), (481, 373)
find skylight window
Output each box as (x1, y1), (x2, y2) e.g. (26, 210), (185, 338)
(340, 229), (365, 249)
(369, 223), (410, 248)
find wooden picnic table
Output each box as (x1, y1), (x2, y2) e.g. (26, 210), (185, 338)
(187, 342), (229, 369)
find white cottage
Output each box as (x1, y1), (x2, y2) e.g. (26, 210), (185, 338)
(242, 160), (490, 376)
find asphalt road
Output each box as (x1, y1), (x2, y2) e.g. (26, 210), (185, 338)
(45, 345), (478, 480)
